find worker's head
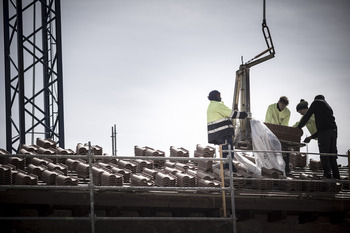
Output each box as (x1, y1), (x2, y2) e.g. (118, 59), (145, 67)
(208, 90), (221, 101)
(314, 95), (325, 100)
(296, 99), (308, 115)
(277, 96), (289, 110)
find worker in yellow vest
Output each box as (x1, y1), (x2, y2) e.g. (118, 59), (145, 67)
(293, 99), (317, 139)
(207, 90), (247, 170)
(265, 96), (290, 126)
(265, 96), (291, 175)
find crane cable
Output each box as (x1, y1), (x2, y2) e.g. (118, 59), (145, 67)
(263, 0), (266, 23)
(246, 0), (275, 65)
(262, 0), (274, 55)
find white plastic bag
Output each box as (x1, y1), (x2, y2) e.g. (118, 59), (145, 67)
(250, 119), (286, 175)
(234, 152), (261, 176)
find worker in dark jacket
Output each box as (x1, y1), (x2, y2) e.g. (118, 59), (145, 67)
(207, 90), (248, 170)
(293, 99), (317, 136)
(297, 95), (340, 179)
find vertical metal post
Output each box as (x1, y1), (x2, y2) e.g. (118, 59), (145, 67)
(55, 0), (65, 148)
(232, 65), (252, 149)
(228, 144), (237, 233)
(114, 124), (118, 155)
(242, 67), (251, 144)
(3, 0), (12, 152)
(111, 124), (117, 156)
(219, 145), (227, 217)
(41, 0), (50, 139)
(88, 142), (95, 233)
(348, 150), (350, 188)
(17, 0), (26, 148)
(31, 2), (37, 145)
(111, 126), (115, 156)
(114, 124), (117, 155)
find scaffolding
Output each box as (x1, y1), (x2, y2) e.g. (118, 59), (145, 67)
(0, 143), (239, 233)
(0, 145), (349, 233)
(2, 0), (65, 153)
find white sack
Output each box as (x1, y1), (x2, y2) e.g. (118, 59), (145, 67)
(250, 119), (286, 175)
(234, 152), (261, 176)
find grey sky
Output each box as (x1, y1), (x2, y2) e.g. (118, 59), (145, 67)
(1, 0), (349, 165)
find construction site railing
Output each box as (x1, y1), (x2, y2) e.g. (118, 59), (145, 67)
(0, 143), (237, 233)
(1, 144), (349, 233)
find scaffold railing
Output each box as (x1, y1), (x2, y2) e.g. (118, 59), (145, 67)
(0, 143), (349, 233)
(0, 142), (238, 233)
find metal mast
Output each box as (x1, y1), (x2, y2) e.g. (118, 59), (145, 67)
(3, 0), (64, 153)
(232, 0), (275, 149)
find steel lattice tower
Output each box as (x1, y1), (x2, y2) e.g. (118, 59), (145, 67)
(3, 0), (64, 153)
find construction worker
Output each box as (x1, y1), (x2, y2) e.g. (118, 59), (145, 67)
(297, 95), (340, 179)
(265, 96), (291, 175)
(293, 99), (317, 137)
(265, 96), (291, 126)
(207, 90), (248, 170)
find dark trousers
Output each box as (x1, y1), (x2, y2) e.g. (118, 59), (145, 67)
(281, 145), (290, 175)
(218, 136), (236, 171)
(318, 129), (340, 179)
(283, 153), (290, 175)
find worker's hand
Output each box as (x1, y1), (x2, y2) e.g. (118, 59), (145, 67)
(303, 136), (312, 143)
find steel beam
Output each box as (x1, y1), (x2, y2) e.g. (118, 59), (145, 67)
(2, 0), (65, 152)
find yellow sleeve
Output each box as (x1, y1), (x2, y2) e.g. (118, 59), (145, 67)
(306, 114), (317, 135)
(217, 102), (232, 118)
(265, 104), (274, 123)
(293, 121), (299, 127)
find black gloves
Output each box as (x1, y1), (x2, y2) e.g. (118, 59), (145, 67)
(231, 111), (248, 119)
(303, 136), (312, 143)
(240, 112), (248, 119)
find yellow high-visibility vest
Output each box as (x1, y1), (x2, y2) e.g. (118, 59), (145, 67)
(294, 114), (317, 136)
(207, 101), (232, 123)
(265, 103), (290, 126)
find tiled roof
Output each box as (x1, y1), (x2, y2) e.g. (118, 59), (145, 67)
(0, 138), (348, 193)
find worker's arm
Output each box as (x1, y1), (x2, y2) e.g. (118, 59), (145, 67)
(293, 121), (299, 127)
(265, 105), (273, 123)
(279, 107), (291, 126)
(216, 102), (247, 119)
(304, 131), (318, 143)
(217, 102), (233, 118)
(311, 131), (318, 139)
(280, 113), (290, 126)
(297, 104), (314, 129)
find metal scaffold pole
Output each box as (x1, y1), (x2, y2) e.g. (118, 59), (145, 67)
(88, 142), (96, 233)
(111, 124), (117, 156)
(228, 145), (237, 233)
(219, 144), (227, 217)
(348, 150), (350, 188)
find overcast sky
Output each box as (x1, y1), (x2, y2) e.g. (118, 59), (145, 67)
(1, 0), (349, 165)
